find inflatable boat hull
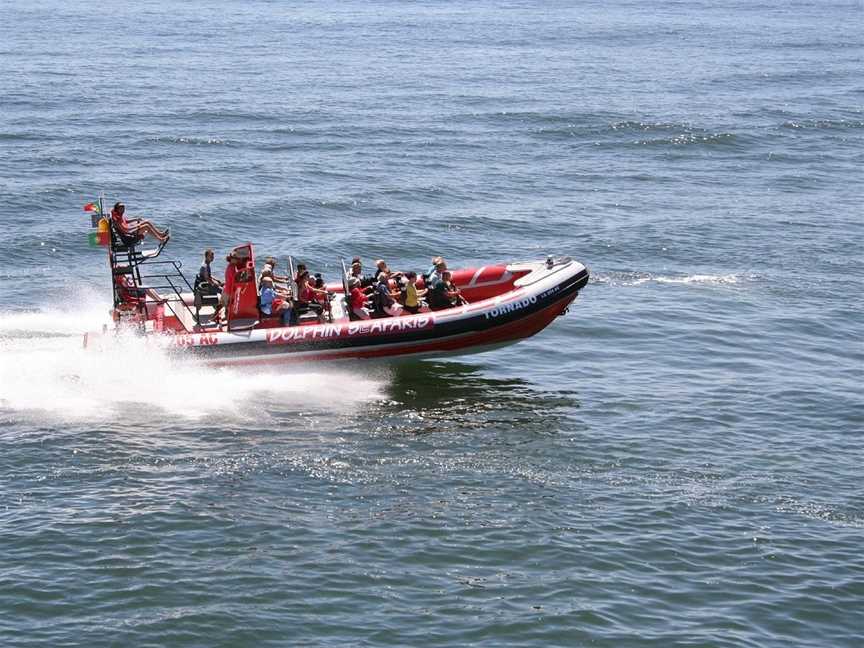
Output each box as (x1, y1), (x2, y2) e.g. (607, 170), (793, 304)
(169, 257), (589, 366)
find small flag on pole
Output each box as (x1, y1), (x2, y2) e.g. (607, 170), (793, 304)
(83, 202), (98, 213)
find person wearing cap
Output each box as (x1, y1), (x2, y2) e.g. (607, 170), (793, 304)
(110, 202), (169, 243)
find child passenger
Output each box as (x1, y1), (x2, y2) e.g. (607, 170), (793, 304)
(442, 271), (468, 306)
(403, 271), (427, 314)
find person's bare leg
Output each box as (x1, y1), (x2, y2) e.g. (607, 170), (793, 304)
(137, 221), (169, 242)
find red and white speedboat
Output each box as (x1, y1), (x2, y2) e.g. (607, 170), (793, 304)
(84, 204), (589, 366)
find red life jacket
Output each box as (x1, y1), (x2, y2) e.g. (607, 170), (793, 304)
(111, 208), (130, 233)
(350, 287), (366, 310)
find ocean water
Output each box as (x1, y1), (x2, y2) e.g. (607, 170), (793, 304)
(1, 0), (863, 645)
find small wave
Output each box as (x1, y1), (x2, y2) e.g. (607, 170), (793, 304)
(606, 121), (739, 147)
(527, 117), (740, 148)
(769, 495), (864, 528)
(411, 111), (744, 149)
(481, 110), (602, 126)
(609, 120), (685, 133)
(0, 131), (55, 142)
(161, 108), (282, 123)
(780, 118), (864, 131)
(594, 272), (752, 287)
(655, 273), (745, 285)
(148, 135), (235, 146)
(632, 132), (738, 147)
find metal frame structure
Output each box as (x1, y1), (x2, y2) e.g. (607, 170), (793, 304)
(105, 201), (198, 332)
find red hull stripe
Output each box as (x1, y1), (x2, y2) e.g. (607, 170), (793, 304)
(208, 291), (574, 367)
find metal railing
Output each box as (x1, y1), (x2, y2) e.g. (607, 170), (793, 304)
(136, 259), (201, 331)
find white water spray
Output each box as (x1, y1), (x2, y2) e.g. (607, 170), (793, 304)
(0, 299), (385, 422)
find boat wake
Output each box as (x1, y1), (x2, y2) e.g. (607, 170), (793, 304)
(0, 302), (385, 423)
(594, 271), (755, 287)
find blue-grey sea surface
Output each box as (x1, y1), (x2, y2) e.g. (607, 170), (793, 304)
(0, 1), (862, 646)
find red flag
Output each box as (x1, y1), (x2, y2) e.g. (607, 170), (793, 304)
(83, 202), (98, 212)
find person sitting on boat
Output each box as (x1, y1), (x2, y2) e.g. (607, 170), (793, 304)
(313, 273), (334, 322)
(372, 271), (403, 317)
(259, 276), (295, 326)
(294, 263), (308, 287)
(347, 259), (376, 288)
(110, 202), (169, 243)
(375, 260), (407, 289)
(115, 274), (165, 308)
(442, 271), (468, 306)
(426, 269), (454, 311)
(261, 267), (295, 300)
(295, 271), (327, 323)
(425, 256), (445, 283)
(426, 258), (447, 290)
(374, 259), (404, 283)
(196, 249), (223, 295)
(402, 271), (427, 315)
(195, 248), (223, 321)
(348, 277), (371, 320)
(260, 257), (291, 286)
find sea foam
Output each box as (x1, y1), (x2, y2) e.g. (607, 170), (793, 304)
(0, 300), (384, 422)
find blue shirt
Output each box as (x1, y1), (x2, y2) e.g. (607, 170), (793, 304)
(375, 280), (394, 306)
(427, 270), (443, 289)
(196, 261), (211, 287)
(260, 286), (275, 314)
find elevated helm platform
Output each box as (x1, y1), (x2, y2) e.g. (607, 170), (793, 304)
(87, 200), (590, 364)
